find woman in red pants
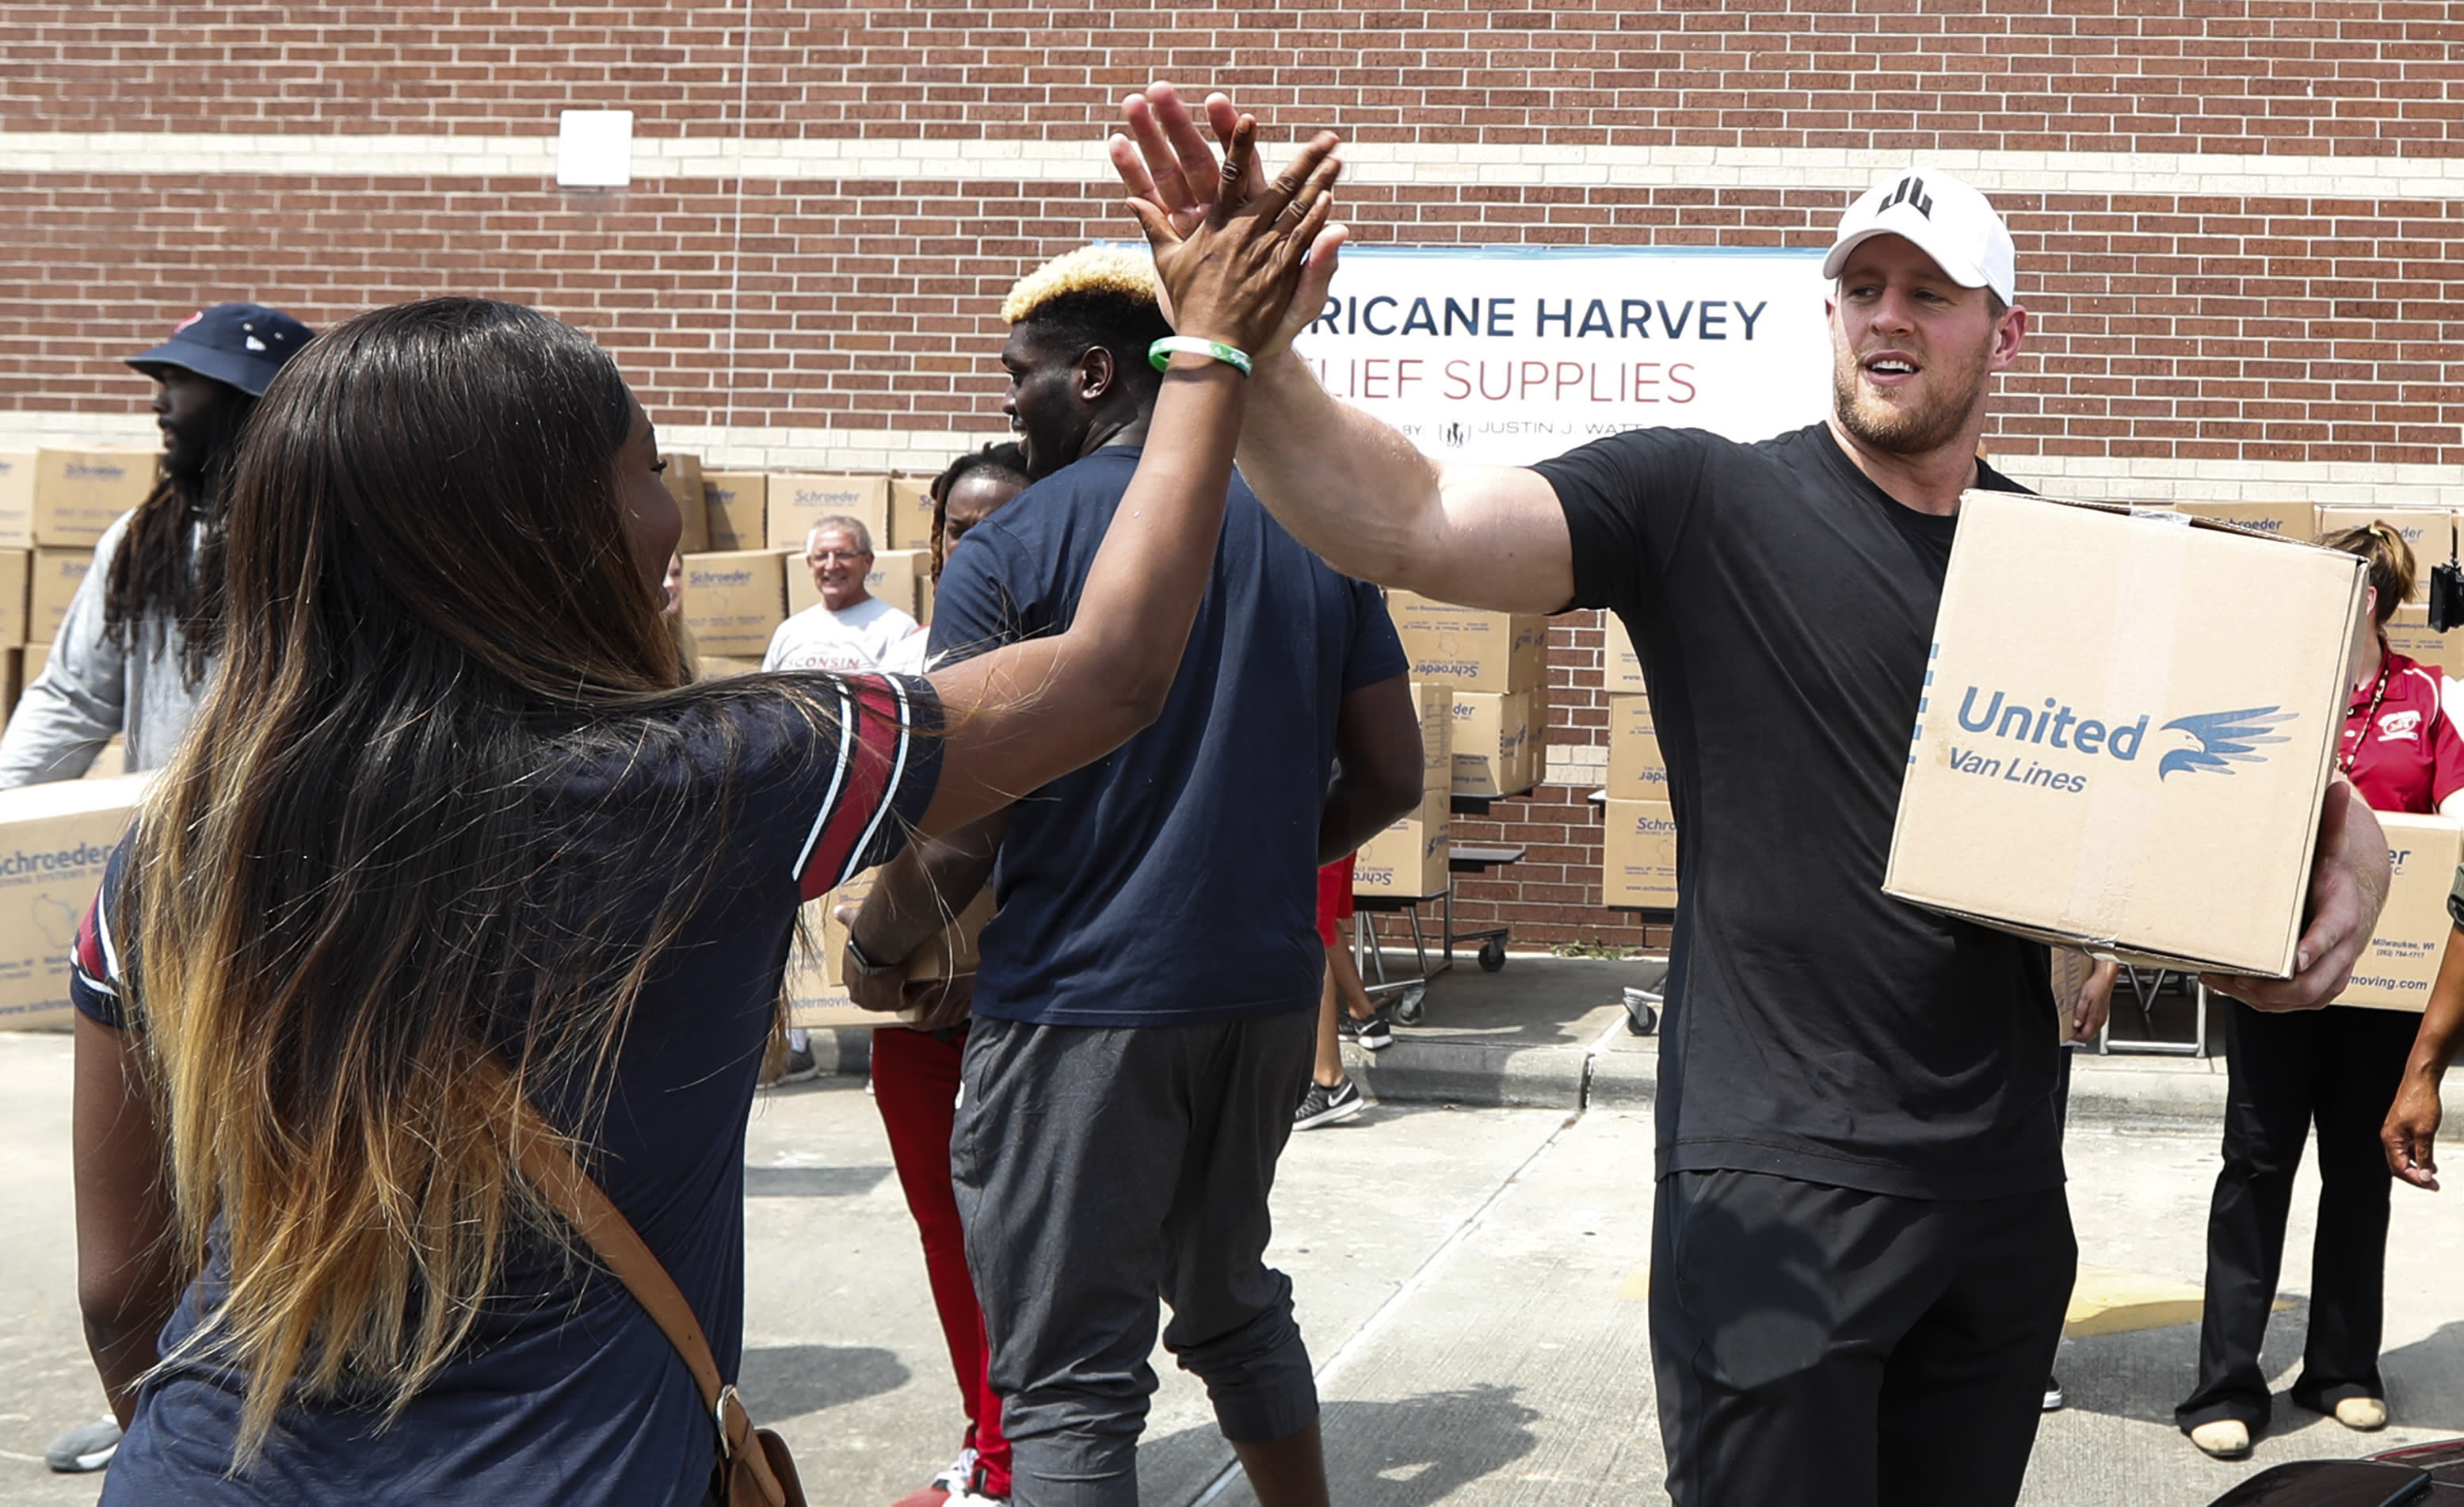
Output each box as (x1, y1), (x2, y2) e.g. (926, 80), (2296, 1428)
(868, 444), (1027, 1507)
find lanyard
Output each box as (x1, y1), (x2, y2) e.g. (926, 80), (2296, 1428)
(2340, 647), (2394, 776)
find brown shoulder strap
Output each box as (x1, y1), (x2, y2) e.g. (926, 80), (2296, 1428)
(505, 1095), (787, 1505)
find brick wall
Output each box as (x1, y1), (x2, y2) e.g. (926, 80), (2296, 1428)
(3, 3), (2459, 950)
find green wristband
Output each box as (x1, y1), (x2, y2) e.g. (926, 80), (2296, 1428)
(1147, 336), (1253, 376)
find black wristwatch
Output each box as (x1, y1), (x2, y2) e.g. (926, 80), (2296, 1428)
(841, 932), (902, 977)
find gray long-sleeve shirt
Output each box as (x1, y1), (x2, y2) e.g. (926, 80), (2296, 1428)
(0, 513), (210, 787)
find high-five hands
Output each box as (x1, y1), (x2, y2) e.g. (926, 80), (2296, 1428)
(1112, 82), (1346, 358)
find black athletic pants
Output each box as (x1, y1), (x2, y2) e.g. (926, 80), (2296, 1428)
(1651, 1169), (2075, 1507)
(2177, 1001), (2419, 1433)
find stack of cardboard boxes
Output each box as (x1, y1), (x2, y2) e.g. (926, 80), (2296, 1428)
(1385, 590), (1550, 799)
(671, 460), (946, 673)
(0, 449), (158, 734)
(1598, 613), (1680, 908)
(1352, 682), (1454, 898)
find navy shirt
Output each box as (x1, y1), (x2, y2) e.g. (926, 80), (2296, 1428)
(929, 446), (1406, 1026)
(74, 677), (941, 1505)
(1537, 423), (2062, 1200)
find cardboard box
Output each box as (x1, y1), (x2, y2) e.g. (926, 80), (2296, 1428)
(679, 550), (785, 658)
(1405, 682), (1454, 791)
(0, 548), (28, 647)
(696, 654), (764, 680)
(23, 641), (49, 685)
(1602, 611), (1647, 694)
(29, 547), (91, 643)
(1449, 688), (1545, 798)
(2338, 813), (2463, 1011)
(659, 451), (708, 555)
(2317, 507), (2447, 601)
(1884, 492), (2365, 976)
(1601, 798), (1680, 908)
(0, 452), (35, 548)
(1605, 693), (1667, 800)
(785, 547), (926, 622)
(889, 476), (936, 551)
(32, 449), (152, 547)
(2386, 604), (2460, 681)
(0, 649), (21, 732)
(1386, 589), (1548, 693)
(1353, 788), (1451, 898)
(766, 474), (891, 552)
(784, 870), (994, 1028)
(701, 472), (769, 553)
(0, 773), (150, 1029)
(2176, 501), (2320, 544)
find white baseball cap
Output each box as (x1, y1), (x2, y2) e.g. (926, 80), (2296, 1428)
(1822, 168), (2016, 305)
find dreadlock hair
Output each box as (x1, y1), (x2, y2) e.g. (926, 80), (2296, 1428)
(103, 381), (257, 687)
(120, 297), (854, 1463)
(925, 441), (1028, 579)
(1001, 245), (1173, 400)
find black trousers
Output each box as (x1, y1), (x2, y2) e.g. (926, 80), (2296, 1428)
(2178, 1001), (2421, 1433)
(1651, 1169), (2075, 1507)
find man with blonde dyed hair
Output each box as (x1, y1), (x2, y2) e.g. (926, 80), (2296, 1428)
(844, 245), (1425, 1505)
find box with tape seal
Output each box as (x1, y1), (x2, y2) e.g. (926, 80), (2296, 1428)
(1883, 491), (2366, 977)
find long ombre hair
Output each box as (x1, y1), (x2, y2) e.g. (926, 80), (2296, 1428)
(119, 298), (831, 1458)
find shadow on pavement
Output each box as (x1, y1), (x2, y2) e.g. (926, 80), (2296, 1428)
(738, 1343), (910, 1420)
(1142, 1383), (1543, 1505)
(742, 1164), (891, 1197)
(2054, 1299), (2310, 1427)
(2378, 1319), (2464, 1436)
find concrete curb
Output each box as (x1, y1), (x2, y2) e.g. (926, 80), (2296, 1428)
(1350, 1036), (1592, 1110)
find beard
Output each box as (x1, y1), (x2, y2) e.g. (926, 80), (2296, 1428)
(1830, 339), (1990, 457)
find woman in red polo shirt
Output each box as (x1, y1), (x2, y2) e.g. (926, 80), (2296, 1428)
(2179, 521), (2464, 1459)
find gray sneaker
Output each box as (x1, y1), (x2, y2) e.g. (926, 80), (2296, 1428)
(1295, 1077), (1363, 1130)
(45, 1416), (120, 1473)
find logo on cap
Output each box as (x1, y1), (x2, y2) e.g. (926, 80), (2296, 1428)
(1879, 176), (1935, 219)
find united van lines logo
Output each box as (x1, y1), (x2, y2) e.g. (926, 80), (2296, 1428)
(2156, 706), (2298, 780)
(2378, 709), (2424, 743)
(1944, 687), (2298, 790)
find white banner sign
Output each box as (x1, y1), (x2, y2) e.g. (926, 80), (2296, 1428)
(1284, 245), (1833, 467)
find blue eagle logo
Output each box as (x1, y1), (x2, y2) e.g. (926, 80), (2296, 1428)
(2157, 706), (2298, 780)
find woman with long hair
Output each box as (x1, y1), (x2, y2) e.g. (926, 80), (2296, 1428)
(2179, 520), (2464, 1459)
(71, 124), (1340, 1502)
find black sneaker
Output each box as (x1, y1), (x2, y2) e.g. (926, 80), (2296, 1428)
(45, 1417), (120, 1473)
(1295, 1077), (1363, 1129)
(1344, 1011), (1395, 1051)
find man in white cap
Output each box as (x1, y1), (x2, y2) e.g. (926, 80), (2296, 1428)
(1109, 86), (2390, 1506)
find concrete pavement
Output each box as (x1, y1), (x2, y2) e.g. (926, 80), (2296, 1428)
(12, 956), (2464, 1504)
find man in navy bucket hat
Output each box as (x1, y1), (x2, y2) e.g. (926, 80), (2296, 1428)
(124, 302), (313, 399)
(18, 303), (312, 1475)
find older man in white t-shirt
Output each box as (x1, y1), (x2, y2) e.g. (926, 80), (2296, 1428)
(761, 515), (918, 672)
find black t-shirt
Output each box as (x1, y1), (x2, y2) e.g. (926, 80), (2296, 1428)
(1536, 422), (2062, 1199)
(73, 677), (942, 1505)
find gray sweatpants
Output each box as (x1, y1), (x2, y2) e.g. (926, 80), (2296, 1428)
(951, 1010), (1319, 1506)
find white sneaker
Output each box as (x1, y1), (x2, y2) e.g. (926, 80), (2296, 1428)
(930, 1448), (978, 1494)
(2335, 1396), (2389, 1431)
(2189, 1419), (2251, 1459)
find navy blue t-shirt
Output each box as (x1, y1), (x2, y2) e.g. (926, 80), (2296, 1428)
(73, 676), (941, 1505)
(929, 445), (1406, 1025)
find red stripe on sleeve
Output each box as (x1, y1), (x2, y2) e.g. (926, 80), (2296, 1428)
(796, 676), (910, 901)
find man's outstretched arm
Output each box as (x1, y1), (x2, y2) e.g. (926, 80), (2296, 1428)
(1116, 82), (1577, 614)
